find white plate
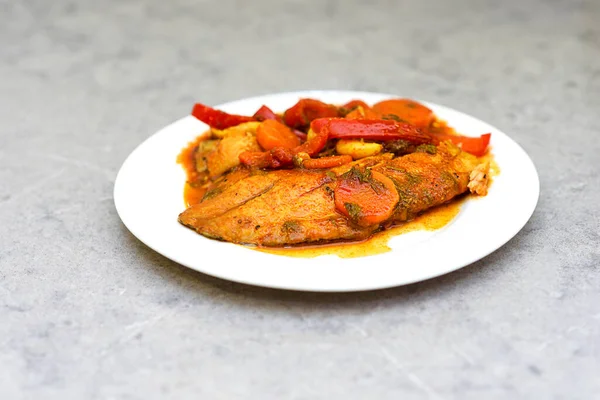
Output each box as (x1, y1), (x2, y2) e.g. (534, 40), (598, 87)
(114, 90), (539, 292)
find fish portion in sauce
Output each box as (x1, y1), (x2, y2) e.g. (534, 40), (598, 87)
(177, 98), (495, 253)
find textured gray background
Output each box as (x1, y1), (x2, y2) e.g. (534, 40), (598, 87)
(1, 0), (599, 399)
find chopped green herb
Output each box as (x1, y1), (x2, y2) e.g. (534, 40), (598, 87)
(381, 114), (406, 122)
(202, 187), (223, 200)
(341, 166), (385, 194)
(404, 172), (422, 185)
(325, 171), (337, 180)
(344, 202), (362, 221)
(341, 166), (372, 184)
(282, 220), (301, 234)
(324, 185), (334, 197)
(416, 144), (437, 154)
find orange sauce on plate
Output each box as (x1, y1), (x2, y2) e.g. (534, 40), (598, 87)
(256, 197), (464, 258)
(177, 135), (212, 207)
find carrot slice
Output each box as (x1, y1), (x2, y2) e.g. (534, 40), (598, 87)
(302, 155), (352, 169)
(256, 120), (301, 150)
(372, 99), (434, 128)
(334, 167), (399, 227)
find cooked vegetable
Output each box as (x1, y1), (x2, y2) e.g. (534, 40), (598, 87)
(335, 139), (383, 159)
(193, 98), (490, 175)
(256, 120), (301, 150)
(283, 99), (340, 129)
(372, 99), (434, 128)
(211, 121), (260, 139)
(334, 167), (399, 227)
(194, 140), (219, 172)
(292, 129), (308, 141)
(192, 103), (255, 130)
(239, 119), (330, 169)
(301, 155), (353, 169)
(253, 105), (281, 122)
(313, 118), (432, 144)
(206, 131), (261, 178)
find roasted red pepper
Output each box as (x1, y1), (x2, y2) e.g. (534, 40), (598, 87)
(253, 105), (281, 122)
(432, 133), (491, 157)
(191, 103), (255, 130)
(298, 121), (330, 155)
(292, 129), (308, 141)
(283, 99), (340, 129)
(311, 118), (432, 144)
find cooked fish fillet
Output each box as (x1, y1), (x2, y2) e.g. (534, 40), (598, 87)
(178, 142), (486, 246)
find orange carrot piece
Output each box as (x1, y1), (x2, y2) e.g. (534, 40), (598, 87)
(372, 99), (434, 128)
(256, 120), (301, 151)
(302, 155), (352, 169)
(334, 168), (399, 227)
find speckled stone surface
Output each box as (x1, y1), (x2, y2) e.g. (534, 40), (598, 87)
(1, 0), (599, 399)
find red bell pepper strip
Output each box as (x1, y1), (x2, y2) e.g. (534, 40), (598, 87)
(191, 103), (255, 130)
(283, 99), (340, 129)
(298, 121), (330, 155)
(292, 129), (308, 141)
(312, 118), (432, 144)
(432, 132), (491, 157)
(253, 105), (281, 122)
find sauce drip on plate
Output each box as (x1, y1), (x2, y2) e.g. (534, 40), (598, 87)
(256, 197), (464, 258)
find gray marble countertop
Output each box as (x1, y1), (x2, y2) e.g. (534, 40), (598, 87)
(1, 0), (599, 399)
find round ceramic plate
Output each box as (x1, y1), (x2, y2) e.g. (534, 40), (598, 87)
(114, 90), (539, 292)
